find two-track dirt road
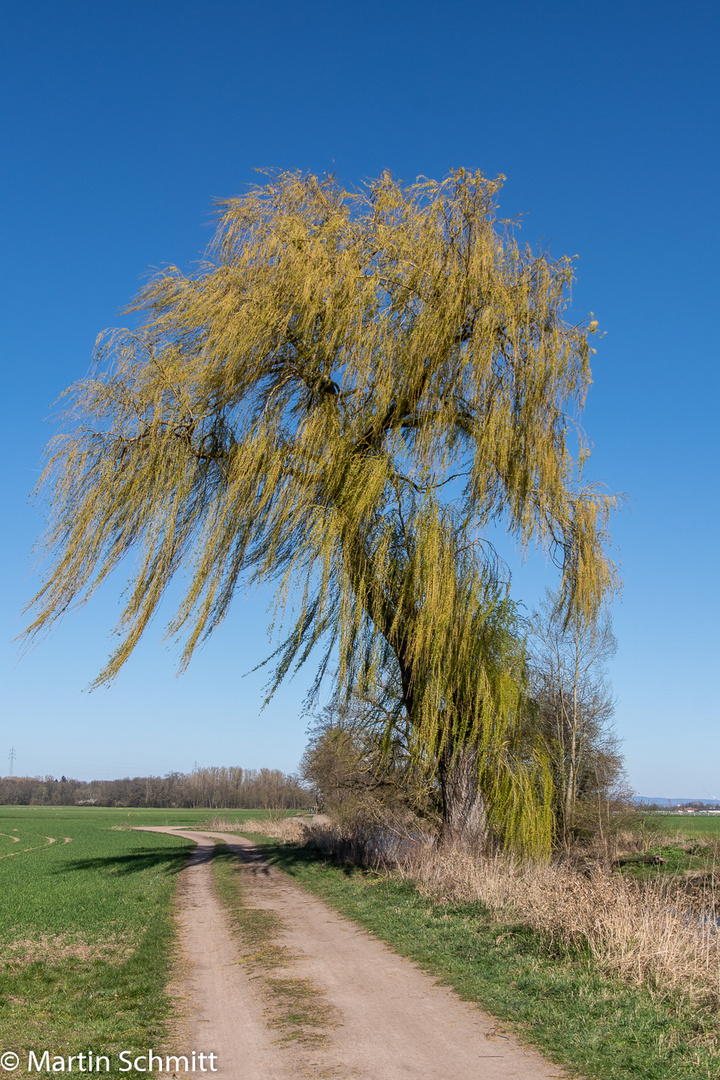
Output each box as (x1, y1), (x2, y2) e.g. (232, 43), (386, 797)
(139, 828), (569, 1080)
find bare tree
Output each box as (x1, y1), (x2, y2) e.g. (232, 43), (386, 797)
(530, 592), (623, 837)
(301, 684), (437, 825)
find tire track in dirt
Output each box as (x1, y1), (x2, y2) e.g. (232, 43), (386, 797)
(141, 828), (571, 1080)
(0, 835), (61, 859)
(140, 830), (294, 1080)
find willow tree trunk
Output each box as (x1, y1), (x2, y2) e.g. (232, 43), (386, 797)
(438, 746), (489, 851)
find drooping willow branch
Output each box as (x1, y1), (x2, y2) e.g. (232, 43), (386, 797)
(25, 169), (619, 854)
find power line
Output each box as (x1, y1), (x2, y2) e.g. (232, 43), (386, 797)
(8, 748), (16, 777)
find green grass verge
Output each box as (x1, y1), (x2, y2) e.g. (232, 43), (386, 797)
(245, 836), (720, 1080)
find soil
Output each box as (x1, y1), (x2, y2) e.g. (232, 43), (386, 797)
(138, 827), (570, 1080)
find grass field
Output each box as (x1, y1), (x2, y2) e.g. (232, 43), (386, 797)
(654, 814), (720, 838)
(0, 806), (289, 1077)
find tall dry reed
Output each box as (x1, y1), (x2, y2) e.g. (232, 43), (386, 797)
(307, 821), (720, 1005)
(202, 814), (314, 843)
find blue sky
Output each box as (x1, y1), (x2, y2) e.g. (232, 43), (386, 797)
(1, 0), (718, 796)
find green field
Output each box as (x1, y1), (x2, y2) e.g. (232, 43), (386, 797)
(654, 813), (720, 838)
(0, 806), (287, 1077)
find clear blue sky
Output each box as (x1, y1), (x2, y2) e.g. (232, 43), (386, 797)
(1, 1), (718, 796)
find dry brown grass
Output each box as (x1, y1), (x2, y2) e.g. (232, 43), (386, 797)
(202, 815), (314, 843)
(0, 932), (135, 968)
(305, 820), (720, 1006)
(408, 847), (719, 1000)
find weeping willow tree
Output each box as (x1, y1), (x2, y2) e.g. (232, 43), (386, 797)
(25, 169), (617, 855)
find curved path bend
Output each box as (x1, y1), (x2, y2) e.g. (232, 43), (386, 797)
(138, 827), (570, 1080)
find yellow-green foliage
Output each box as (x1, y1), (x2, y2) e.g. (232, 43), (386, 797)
(26, 171), (617, 855)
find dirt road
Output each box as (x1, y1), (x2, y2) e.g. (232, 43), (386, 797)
(140, 828), (569, 1080)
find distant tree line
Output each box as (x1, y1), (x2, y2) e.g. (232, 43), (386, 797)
(0, 765), (312, 809)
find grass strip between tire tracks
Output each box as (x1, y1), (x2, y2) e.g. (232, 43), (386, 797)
(210, 841), (338, 1046)
(244, 835), (720, 1080)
